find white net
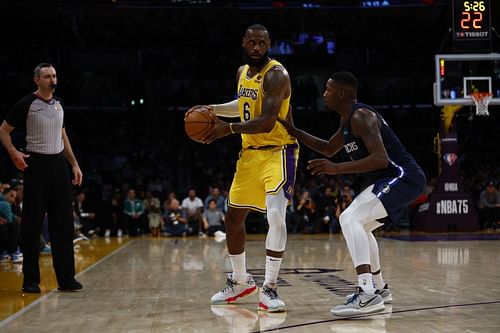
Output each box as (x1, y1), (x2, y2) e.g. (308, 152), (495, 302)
(471, 93), (492, 116)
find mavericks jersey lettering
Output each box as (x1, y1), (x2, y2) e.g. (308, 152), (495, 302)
(237, 59), (297, 148)
(342, 103), (423, 182)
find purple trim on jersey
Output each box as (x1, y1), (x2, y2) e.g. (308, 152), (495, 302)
(283, 144), (298, 201)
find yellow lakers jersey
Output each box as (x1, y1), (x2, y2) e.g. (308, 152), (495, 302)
(237, 59), (297, 148)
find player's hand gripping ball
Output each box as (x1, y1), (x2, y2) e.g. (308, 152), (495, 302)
(184, 106), (215, 143)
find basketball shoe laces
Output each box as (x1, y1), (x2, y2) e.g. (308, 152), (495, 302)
(345, 287), (365, 304)
(221, 277), (238, 293)
(262, 286), (279, 300)
(345, 293), (359, 305)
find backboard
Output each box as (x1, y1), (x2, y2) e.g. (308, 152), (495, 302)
(434, 53), (500, 106)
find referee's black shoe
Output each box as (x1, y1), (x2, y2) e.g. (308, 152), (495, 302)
(22, 282), (41, 293)
(57, 279), (83, 292)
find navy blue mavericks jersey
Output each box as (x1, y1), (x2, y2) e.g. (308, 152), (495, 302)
(341, 103), (423, 183)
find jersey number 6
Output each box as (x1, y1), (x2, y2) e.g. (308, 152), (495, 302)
(243, 102), (251, 121)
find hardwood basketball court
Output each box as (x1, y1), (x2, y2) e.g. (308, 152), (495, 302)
(1, 233), (499, 332)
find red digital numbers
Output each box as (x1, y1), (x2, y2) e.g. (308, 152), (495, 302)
(460, 11), (483, 29)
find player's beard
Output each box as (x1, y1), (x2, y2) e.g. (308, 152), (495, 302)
(243, 50), (270, 68)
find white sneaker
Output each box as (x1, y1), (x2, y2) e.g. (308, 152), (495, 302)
(214, 231), (226, 241)
(331, 289), (385, 317)
(377, 284), (392, 304)
(117, 229), (123, 238)
(104, 229), (111, 238)
(211, 273), (257, 305)
(345, 284), (392, 304)
(258, 285), (286, 312)
(214, 230), (226, 237)
(78, 233), (89, 241)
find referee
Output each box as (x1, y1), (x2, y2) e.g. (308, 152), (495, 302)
(0, 63), (83, 293)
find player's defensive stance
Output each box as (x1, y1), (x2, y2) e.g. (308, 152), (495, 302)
(279, 71), (426, 316)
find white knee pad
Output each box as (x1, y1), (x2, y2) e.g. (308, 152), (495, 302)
(265, 189), (288, 252)
(338, 207), (371, 267)
(341, 185), (388, 232)
(339, 208), (352, 229)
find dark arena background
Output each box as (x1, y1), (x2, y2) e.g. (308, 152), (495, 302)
(0, 1), (499, 332)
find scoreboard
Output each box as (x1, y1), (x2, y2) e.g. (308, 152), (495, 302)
(453, 0), (491, 41)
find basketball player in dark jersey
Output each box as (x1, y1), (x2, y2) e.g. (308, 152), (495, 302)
(279, 71), (426, 316)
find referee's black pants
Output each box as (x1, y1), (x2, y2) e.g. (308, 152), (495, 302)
(21, 152), (76, 287)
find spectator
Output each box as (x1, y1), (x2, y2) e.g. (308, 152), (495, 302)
(202, 199), (225, 236)
(163, 198), (187, 236)
(315, 186), (339, 233)
(143, 191), (162, 237)
(295, 191), (318, 233)
(74, 191), (97, 237)
(123, 189), (145, 236)
(111, 190), (125, 237)
(0, 188), (23, 263)
(204, 187), (225, 212)
(478, 181), (500, 230)
(181, 189), (204, 236)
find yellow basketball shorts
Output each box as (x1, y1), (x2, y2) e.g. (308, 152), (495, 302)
(228, 143), (299, 213)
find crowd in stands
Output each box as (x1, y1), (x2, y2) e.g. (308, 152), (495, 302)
(1, 3), (500, 261)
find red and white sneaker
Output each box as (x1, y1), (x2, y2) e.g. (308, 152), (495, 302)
(258, 285), (286, 312)
(211, 273), (257, 305)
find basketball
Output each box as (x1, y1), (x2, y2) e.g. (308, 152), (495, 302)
(184, 106), (215, 143)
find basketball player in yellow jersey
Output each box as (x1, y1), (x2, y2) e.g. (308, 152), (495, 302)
(190, 24), (299, 312)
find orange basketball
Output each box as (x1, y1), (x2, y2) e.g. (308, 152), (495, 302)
(184, 106), (215, 143)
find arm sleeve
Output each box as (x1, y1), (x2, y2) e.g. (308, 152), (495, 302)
(5, 94), (35, 129)
(211, 99), (240, 118)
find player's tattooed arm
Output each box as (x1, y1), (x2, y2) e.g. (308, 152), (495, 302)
(230, 66), (290, 134)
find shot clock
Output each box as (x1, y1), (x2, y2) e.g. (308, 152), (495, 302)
(453, 0), (491, 41)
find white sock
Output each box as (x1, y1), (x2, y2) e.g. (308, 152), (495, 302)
(372, 272), (385, 290)
(264, 255), (282, 287)
(229, 252), (247, 282)
(358, 273), (376, 294)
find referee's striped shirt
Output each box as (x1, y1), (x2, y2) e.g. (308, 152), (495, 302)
(5, 93), (65, 155)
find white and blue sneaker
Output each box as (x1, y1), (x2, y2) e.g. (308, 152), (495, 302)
(10, 248), (23, 263)
(377, 284), (392, 304)
(331, 288), (385, 317)
(0, 251), (11, 263)
(211, 273), (257, 305)
(40, 245), (52, 255)
(345, 284), (392, 304)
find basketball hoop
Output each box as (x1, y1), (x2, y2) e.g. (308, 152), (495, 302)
(471, 92), (493, 116)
